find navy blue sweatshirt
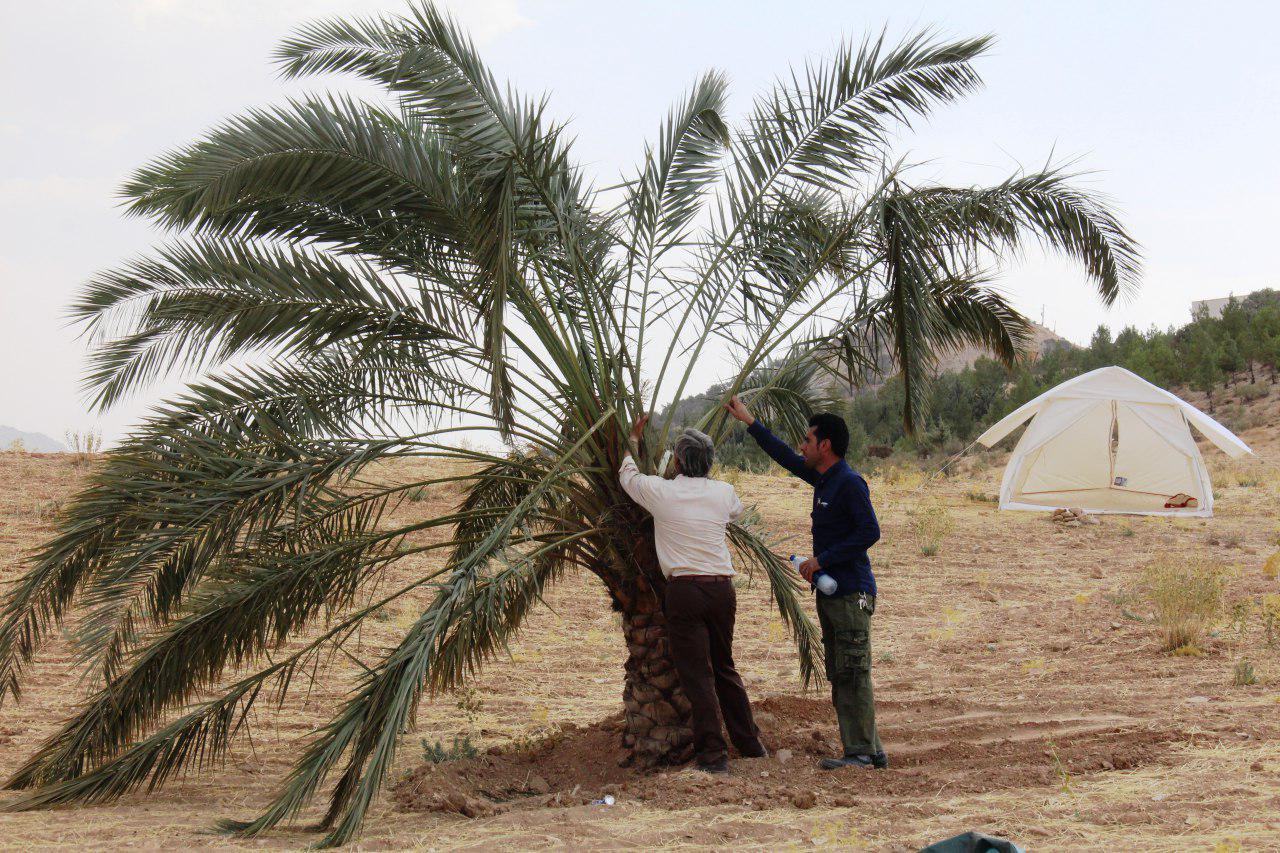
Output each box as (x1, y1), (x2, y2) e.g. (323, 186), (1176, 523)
(746, 420), (880, 597)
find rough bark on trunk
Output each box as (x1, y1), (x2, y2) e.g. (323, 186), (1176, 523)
(614, 570), (694, 768)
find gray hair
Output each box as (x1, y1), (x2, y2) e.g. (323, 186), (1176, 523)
(674, 428), (715, 478)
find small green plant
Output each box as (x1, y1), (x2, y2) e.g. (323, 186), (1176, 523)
(32, 499), (62, 523)
(1118, 525), (1135, 538)
(1263, 594), (1280, 649)
(407, 486), (430, 502)
(964, 488), (996, 503)
(910, 499), (954, 558)
(1046, 739), (1073, 795)
(1140, 552), (1225, 653)
(456, 686), (484, 729)
(421, 734), (478, 764)
(1232, 659), (1258, 687)
(1229, 599), (1253, 635)
(510, 723), (562, 755)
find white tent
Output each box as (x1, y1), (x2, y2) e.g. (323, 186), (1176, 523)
(975, 366), (1252, 517)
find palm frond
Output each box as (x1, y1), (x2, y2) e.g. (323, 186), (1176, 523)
(729, 514), (823, 687)
(73, 238), (474, 411)
(881, 170), (1142, 306)
(6, 480), (412, 789)
(122, 96), (459, 240)
(220, 413), (611, 846)
(729, 31), (991, 212)
(0, 432), (400, 707)
(626, 71), (730, 276)
(2, 570), (436, 811)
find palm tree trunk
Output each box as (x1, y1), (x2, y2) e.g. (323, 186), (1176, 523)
(609, 563), (694, 767)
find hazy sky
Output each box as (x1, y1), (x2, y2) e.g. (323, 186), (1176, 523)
(3, 0), (1278, 443)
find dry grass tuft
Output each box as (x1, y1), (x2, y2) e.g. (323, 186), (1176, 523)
(1140, 552), (1225, 653)
(1233, 659), (1258, 687)
(1264, 550), (1280, 580)
(64, 429), (102, 465)
(910, 499), (954, 557)
(710, 464), (742, 487)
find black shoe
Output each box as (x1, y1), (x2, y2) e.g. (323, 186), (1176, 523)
(695, 758), (729, 774)
(739, 744), (769, 759)
(820, 751), (888, 770)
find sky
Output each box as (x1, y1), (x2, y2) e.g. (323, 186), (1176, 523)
(2, 0), (1278, 444)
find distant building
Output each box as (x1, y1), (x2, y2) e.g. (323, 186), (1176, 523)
(1192, 292), (1254, 320)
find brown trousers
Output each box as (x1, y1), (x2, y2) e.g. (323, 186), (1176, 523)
(663, 577), (764, 765)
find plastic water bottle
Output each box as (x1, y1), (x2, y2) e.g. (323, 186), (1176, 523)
(790, 555), (838, 595)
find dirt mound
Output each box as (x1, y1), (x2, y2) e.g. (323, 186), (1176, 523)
(392, 694), (1182, 819)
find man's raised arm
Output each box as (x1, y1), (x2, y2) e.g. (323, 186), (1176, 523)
(724, 396), (818, 485)
(618, 414), (662, 512)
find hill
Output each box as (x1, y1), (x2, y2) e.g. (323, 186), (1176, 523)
(813, 321), (1074, 397)
(935, 321), (1074, 374)
(0, 425), (64, 453)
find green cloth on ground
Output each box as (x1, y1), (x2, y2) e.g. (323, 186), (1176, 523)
(919, 831), (1025, 853)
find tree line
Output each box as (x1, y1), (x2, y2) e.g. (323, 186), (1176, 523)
(692, 289), (1280, 468)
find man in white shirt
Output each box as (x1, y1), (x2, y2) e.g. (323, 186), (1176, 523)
(618, 416), (767, 773)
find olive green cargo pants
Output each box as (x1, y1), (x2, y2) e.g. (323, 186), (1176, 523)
(815, 592), (882, 757)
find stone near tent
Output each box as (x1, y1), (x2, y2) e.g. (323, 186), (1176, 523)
(1050, 507), (1099, 526)
(976, 366), (1253, 517)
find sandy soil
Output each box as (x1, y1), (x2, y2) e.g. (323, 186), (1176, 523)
(1, 391), (1279, 851)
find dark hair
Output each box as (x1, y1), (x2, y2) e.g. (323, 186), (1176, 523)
(808, 412), (850, 458)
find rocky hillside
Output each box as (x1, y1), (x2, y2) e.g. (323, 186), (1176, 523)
(815, 321), (1074, 397)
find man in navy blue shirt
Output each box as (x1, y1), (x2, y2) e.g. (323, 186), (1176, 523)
(725, 396), (887, 770)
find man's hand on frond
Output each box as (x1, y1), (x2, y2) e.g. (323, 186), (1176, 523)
(724, 395), (755, 426)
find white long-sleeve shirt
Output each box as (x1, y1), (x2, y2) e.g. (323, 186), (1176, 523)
(618, 453), (745, 578)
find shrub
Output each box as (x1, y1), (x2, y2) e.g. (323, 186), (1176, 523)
(1263, 594), (1280, 649)
(964, 488), (996, 503)
(1265, 551), (1280, 580)
(420, 734), (478, 764)
(1233, 659), (1258, 687)
(407, 486), (430, 502)
(880, 463), (925, 489)
(1238, 382), (1269, 402)
(64, 429), (102, 464)
(1140, 552), (1225, 652)
(911, 499), (954, 557)
(33, 499), (62, 523)
(455, 686), (484, 728)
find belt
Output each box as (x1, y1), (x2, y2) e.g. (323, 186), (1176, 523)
(670, 574), (731, 583)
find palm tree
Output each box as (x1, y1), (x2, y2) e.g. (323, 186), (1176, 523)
(0, 4), (1138, 845)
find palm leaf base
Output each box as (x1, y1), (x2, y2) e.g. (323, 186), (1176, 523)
(615, 571), (694, 767)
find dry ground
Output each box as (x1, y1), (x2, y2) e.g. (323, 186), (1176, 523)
(1, 401), (1279, 850)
